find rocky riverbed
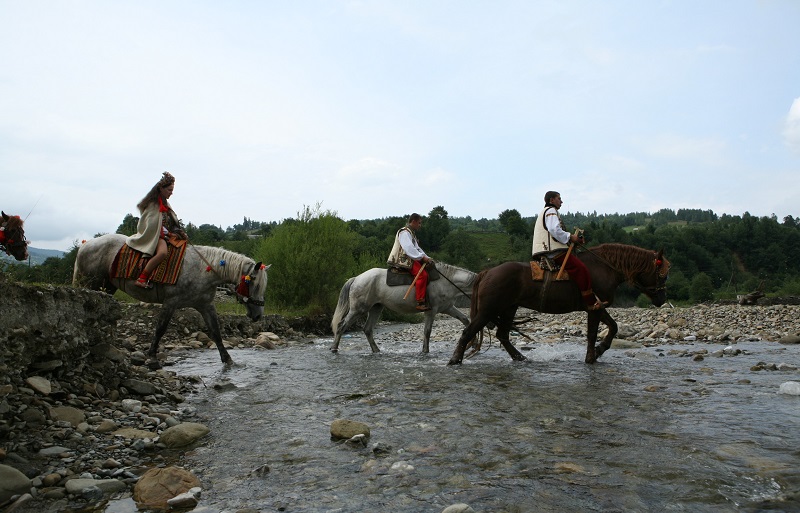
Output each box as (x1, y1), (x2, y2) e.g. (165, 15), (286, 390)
(2, 279), (800, 512)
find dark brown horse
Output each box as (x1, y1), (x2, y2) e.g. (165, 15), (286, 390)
(1, 211), (28, 261)
(448, 243), (670, 365)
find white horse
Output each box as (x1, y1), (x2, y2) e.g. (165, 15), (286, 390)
(330, 262), (476, 353)
(73, 233), (270, 364)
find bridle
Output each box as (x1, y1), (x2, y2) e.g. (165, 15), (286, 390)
(235, 262), (265, 307)
(0, 221), (28, 257)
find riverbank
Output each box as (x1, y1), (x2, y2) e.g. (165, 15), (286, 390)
(2, 289), (800, 512)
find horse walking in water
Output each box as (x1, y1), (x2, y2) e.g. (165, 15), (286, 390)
(73, 233), (270, 364)
(448, 243), (670, 365)
(330, 262), (477, 353)
(1, 211), (28, 261)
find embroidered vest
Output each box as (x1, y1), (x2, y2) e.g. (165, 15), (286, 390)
(532, 205), (569, 257)
(387, 226), (415, 270)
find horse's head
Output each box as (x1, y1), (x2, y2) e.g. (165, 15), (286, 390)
(235, 261), (271, 321)
(637, 248), (670, 307)
(1, 211), (29, 261)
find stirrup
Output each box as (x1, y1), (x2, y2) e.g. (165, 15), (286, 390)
(134, 278), (153, 289)
(586, 300), (608, 311)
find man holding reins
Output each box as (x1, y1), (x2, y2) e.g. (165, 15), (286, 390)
(387, 213), (435, 311)
(532, 191), (607, 311)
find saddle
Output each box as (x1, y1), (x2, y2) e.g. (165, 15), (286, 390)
(111, 235), (188, 285)
(530, 259), (569, 281)
(385, 266), (441, 287)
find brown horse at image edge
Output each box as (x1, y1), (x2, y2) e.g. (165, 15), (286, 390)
(448, 243), (670, 365)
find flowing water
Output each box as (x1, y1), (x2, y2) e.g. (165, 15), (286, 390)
(151, 329), (799, 512)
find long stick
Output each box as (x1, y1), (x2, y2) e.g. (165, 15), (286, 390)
(403, 262), (428, 300)
(555, 229), (581, 280)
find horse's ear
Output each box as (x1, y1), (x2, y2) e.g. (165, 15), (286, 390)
(254, 261), (262, 272)
(2, 211), (7, 221)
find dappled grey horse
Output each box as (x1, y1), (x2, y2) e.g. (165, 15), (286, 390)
(73, 233), (270, 364)
(330, 262), (476, 353)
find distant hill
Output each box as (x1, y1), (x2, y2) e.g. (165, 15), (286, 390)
(1, 247), (65, 266)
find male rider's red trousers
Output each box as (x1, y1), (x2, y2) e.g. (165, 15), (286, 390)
(554, 252), (596, 305)
(410, 260), (429, 303)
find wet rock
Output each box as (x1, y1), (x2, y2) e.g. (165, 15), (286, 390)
(779, 334), (800, 344)
(48, 406), (85, 427)
(166, 486), (202, 509)
(442, 504), (476, 513)
(64, 477), (127, 495)
(0, 464), (32, 502)
(778, 381), (800, 395)
(330, 419), (371, 440)
(25, 376), (51, 395)
(159, 422), (210, 448)
(133, 466), (202, 510)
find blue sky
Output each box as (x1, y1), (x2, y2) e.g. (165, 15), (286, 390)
(2, 0), (799, 251)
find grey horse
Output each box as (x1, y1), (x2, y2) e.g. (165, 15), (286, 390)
(330, 262), (476, 353)
(73, 233), (270, 364)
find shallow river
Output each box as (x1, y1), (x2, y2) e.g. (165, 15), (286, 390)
(150, 328), (798, 512)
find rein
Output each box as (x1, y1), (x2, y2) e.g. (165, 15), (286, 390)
(434, 263), (472, 298)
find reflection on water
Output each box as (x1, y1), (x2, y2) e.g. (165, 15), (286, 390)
(164, 334), (800, 512)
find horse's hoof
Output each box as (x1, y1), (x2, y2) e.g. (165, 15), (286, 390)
(146, 359), (162, 370)
(447, 359), (462, 366)
(330, 348), (339, 353)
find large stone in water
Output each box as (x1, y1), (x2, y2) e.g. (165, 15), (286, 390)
(330, 419), (370, 440)
(159, 422), (210, 448)
(133, 466), (201, 510)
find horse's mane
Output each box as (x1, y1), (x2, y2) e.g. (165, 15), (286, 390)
(589, 243), (664, 283)
(435, 261), (478, 286)
(195, 245), (255, 283)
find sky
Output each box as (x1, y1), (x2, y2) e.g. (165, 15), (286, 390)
(2, 1), (799, 251)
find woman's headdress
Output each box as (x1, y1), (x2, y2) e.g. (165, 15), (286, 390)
(158, 172), (175, 187)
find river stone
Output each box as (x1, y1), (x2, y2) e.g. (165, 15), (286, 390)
(133, 466), (201, 510)
(0, 464), (32, 502)
(113, 427), (156, 439)
(122, 378), (161, 395)
(25, 376), (51, 395)
(159, 422), (210, 448)
(330, 419), (371, 440)
(48, 406), (85, 427)
(65, 478), (127, 495)
(95, 419), (118, 433)
(442, 505), (476, 513)
(779, 334), (800, 344)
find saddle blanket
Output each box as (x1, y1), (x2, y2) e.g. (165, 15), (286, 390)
(530, 261), (569, 282)
(111, 237), (187, 285)
(385, 266), (441, 287)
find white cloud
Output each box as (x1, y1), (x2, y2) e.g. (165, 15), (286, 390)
(783, 98), (800, 155)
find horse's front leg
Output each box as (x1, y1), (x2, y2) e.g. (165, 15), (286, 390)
(594, 311), (617, 361)
(149, 305), (176, 358)
(197, 305), (233, 364)
(363, 304), (384, 353)
(421, 312), (436, 354)
(585, 310), (617, 364)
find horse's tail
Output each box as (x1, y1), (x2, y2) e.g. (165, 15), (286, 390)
(331, 277), (355, 335)
(469, 269), (489, 320)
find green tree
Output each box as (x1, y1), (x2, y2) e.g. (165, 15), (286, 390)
(440, 229), (486, 270)
(418, 206), (450, 252)
(690, 273), (714, 302)
(116, 214), (139, 236)
(498, 209), (528, 237)
(254, 205), (361, 314)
